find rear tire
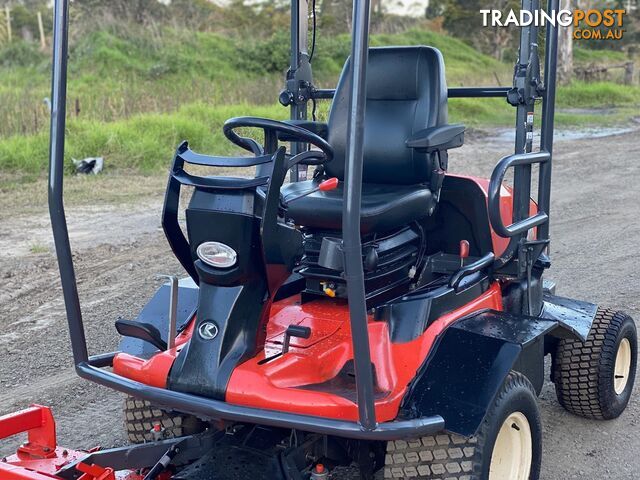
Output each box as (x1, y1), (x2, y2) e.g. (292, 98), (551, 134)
(380, 372), (541, 480)
(123, 396), (206, 443)
(553, 308), (637, 419)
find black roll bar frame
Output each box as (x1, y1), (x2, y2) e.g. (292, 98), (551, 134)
(47, 0), (559, 439)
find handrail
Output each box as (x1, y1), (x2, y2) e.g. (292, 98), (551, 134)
(449, 253), (495, 290)
(179, 146), (273, 168)
(488, 150), (551, 238)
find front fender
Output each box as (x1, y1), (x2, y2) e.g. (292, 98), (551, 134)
(400, 310), (565, 437)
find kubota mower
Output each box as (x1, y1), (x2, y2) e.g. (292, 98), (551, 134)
(2, 0), (637, 479)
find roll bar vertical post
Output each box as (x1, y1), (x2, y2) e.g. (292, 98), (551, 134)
(48, 0), (89, 366)
(288, 0), (310, 182)
(537, 0), (560, 244)
(511, 0), (538, 244)
(342, 0), (377, 432)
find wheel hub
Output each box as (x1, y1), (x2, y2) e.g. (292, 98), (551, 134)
(489, 411), (532, 480)
(614, 338), (632, 395)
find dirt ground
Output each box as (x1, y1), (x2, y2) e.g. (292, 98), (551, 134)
(0, 128), (639, 479)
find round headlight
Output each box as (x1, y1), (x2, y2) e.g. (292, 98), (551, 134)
(196, 242), (237, 269)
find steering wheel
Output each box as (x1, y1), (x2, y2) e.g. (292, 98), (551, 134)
(223, 117), (334, 165)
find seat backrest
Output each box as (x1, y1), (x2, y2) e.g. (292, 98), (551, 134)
(325, 46), (448, 185)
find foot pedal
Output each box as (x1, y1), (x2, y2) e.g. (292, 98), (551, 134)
(115, 318), (167, 351)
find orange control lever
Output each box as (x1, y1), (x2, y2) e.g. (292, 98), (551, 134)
(318, 177), (339, 191)
(459, 240), (470, 259)
(283, 178), (339, 206)
(459, 240), (470, 267)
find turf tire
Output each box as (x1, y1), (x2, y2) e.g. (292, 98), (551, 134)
(553, 307), (637, 419)
(380, 371), (541, 480)
(124, 396), (206, 443)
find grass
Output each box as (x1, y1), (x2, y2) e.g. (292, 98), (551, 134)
(0, 25), (637, 184)
(29, 244), (49, 254)
(0, 103), (284, 176)
(573, 47), (628, 65)
(557, 81), (640, 108)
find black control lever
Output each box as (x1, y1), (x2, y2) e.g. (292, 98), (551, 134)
(282, 325), (312, 354)
(115, 318), (167, 351)
(257, 324), (312, 365)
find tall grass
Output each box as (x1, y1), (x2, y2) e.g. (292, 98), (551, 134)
(0, 26), (514, 139)
(0, 103), (284, 176)
(0, 25), (638, 181)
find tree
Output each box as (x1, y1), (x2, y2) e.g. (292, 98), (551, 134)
(440, 0), (520, 60)
(557, 0), (573, 83)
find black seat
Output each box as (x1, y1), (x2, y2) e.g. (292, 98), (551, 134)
(283, 180), (432, 234)
(282, 46), (458, 233)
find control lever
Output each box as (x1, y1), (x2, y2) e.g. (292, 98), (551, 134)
(282, 325), (312, 354)
(115, 319), (167, 351)
(258, 324), (313, 365)
(459, 240), (470, 267)
(282, 177), (338, 206)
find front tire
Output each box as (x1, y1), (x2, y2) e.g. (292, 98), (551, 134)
(381, 371), (541, 480)
(553, 308), (637, 419)
(123, 396), (206, 443)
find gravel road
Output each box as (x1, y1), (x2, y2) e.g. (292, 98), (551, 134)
(1, 128), (638, 479)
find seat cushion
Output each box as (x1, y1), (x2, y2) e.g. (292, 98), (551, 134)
(282, 180), (434, 234)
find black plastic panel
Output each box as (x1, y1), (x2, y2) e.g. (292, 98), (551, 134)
(541, 293), (597, 341)
(401, 308), (565, 437)
(403, 326), (522, 437)
(454, 310), (558, 347)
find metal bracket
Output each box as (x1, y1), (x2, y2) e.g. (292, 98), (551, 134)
(157, 275), (179, 349)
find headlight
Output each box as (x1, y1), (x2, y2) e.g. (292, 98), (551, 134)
(196, 242), (237, 269)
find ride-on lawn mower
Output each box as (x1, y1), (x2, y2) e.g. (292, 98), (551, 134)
(2, 0), (637, 478)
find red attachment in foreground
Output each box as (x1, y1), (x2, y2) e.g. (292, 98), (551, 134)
(0, 405), (57, 458)
(76, 462), (116, 480)
(318, 177), (339, 191)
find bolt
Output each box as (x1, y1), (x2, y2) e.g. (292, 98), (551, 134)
(62, 450), (68, 457)
(2, 457), (7, 462)
(43, 447), (51, 452)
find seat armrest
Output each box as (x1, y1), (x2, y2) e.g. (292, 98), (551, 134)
(277, 120), (329, 142)
(406, 124), (465, 152)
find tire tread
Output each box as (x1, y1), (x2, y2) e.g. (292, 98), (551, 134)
(553, 308), (635, 419)
(123, 395), (204, 443)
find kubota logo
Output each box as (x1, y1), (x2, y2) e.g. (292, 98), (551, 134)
(198, 321), (219, 340)
(480, 8), (626, 40)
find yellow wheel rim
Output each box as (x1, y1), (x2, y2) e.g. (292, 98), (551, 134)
(614, 338), (632, 395)
(489, 412), (533, 480)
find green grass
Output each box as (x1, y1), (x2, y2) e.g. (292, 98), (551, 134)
(0, 25), (637, 182)
(29, 243), (49, 254)
(573, 47), (628, 65)
(0, 103), (284, 176)
(557, 81), (640, 108)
